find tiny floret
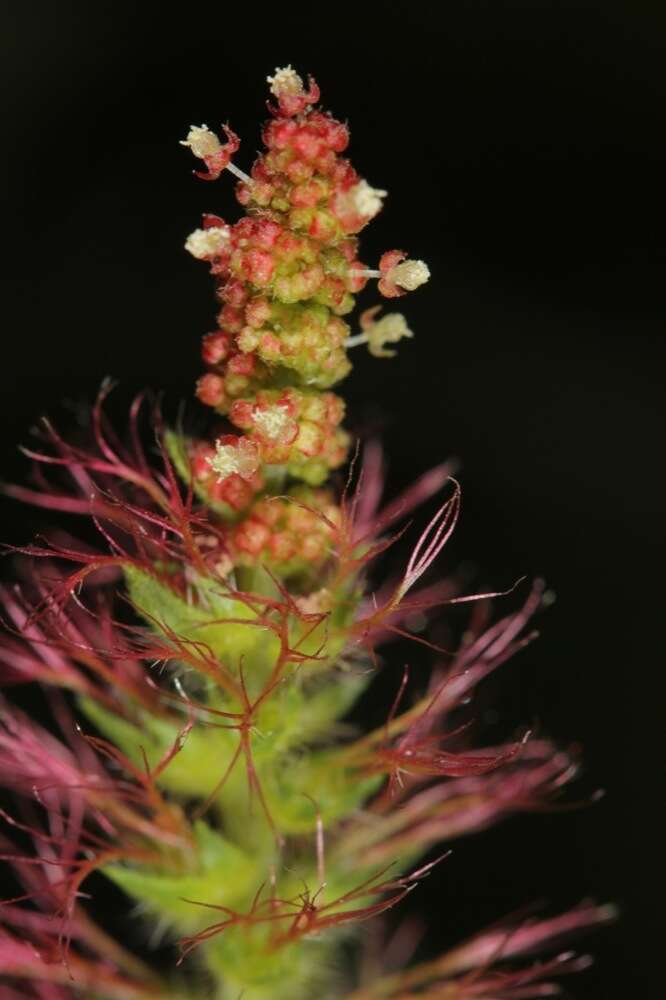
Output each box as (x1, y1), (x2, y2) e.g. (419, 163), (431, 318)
(388, 259), (431, 291)
(207, 437), (259, 482)
(180, 125), (222, 159)
(253, 405), (292, 441)
(377, 251), (431, 297)
(364, 310), (414, 358)
(185, 226), (231, 260)
(342, 180), (387, 219)
(180, 123), (242, 181)
(265, 65), (320, 117)
(267, 65), (304, 98)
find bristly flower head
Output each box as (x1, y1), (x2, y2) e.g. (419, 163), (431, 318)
(0, 68), (611, 1000)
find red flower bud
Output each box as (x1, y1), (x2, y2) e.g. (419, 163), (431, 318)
(201, 331), (232, 366)
(196, 373), (225, 407)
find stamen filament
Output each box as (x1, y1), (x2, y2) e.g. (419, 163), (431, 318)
(226, 162), (253, 185)
(349, 268), (382, 279)
(344, 333), (369, 348)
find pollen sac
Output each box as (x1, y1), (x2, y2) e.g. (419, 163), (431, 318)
(378, 251), (431, 297)
(360, 307), (414, 358)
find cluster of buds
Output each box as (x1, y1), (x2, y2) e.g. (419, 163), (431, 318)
(228, 488), (340, 573)
(183, 65), (430, 521)
(228, 387), (347, 483)
(189, 432), (340, 574)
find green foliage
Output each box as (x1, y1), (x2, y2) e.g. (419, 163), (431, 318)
(124, 565), (277, 681)
(78, 558), (382, 995)
(105, 821), (260, 930)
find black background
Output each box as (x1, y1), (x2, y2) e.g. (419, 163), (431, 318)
(1, 3), (664, 997)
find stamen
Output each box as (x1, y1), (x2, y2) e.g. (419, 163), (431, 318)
(345, 312), (413, 357)
(180, 123), (251, 185)
(337, 180), (387, 220)
(388, 259), (430, 291)
(267, 65), (304, 98)
(185, 226), (231, 260)
(349, 268), (382, 279)
(253, 406), (291, 441)
(344, 333), (369, 348)
(207, 438), (259, 482)
(226, 161), (253, 186)
(180, 124), (221, 158)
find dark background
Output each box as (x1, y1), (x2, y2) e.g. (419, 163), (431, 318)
(1, 3), (664, 997)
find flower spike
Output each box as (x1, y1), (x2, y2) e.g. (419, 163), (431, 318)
(0, 69), (609, 1000)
